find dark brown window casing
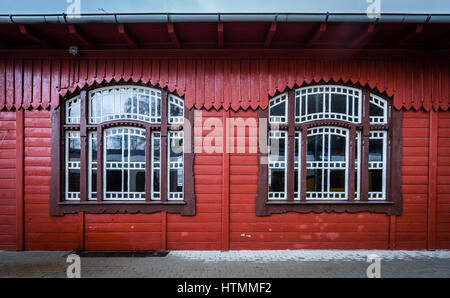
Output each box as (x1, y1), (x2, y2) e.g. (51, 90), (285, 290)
(50, 84), (195, 216)
(256, 86), (402, 216)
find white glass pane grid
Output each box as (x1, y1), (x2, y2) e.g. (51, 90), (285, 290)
(104, 127), (146, 201)
(268, 130), (287, 200)
(268, 93), (288, 124)
(88, 132), (97, 201)
(151, 132), (161, 200)
(168, 95), (184, 124)
(168, 131), (184, 200)
(295, 86), (361, 124)
(65, 96), (81, 124)
(89, 86), (161, 124)
(369, 131), (387, 200)
(294, 132), (301, 200)
(65, 131), (80, 200)
(369, 94), (388, 124)
(306, 127), (349, 200)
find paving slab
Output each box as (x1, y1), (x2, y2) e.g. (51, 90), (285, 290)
(0, 250), (449, 278)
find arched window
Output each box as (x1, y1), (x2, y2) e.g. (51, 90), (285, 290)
(50, 85), (195, 216)
(257, 85), (402, 216)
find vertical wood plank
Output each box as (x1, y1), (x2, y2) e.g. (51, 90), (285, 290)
(389, 215), (397, 249)
(15, 109), (24, 251)
(78, 212), (84, 250)
(427, 110), (438, 250)
(222, 109), (230, 251)
(161, 211), (167, 250)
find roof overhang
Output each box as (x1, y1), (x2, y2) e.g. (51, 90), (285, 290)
(0, 12), (449, 50)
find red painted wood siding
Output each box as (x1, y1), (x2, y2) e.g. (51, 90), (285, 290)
(0, 111), (16, 250)
(437, 111), (450, 249)
(396, 111), (430, 249)
(167, 110), (223, 250)
(24, 110), (80, 250)
(1, 98), (450, 250)
(0, 57), (449, 112)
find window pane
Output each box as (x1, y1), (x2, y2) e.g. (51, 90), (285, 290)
(269, 93), (287, 123)
(169, 138), (183, 162)
(153, 170), (160, 193)
(369, 139), (383, 162)
(306, 169), (322, 192)
(91, 170), (97, 192)
(370, 103), (384, 117)
(270, 137), (286, 161)
(65, 96), (80, 124)
(68, 170), (80, 192)
(330, 135), (346, 161)
(106, 135), (122, 162)
(106, 170), (122, 192)
(130, 135), (145, 162)
(130, 170), (145, 192)
(139, 95), (150, 115)
(307, 94), (323, 115)
(69, 138), (81, 161)
(331, 94), (346, 114)
(330, 170), (345, 192)
(271, 102), (286, 116)
(369, 170), (383, 192)
(169, 169), (183, 193)
(307, 135), (322, 161)
(269, 169), (285, 192)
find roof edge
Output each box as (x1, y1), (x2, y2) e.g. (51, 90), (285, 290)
(0, 12), (449, 24)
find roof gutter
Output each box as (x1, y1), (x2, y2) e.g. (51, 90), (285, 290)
(0, 12), (450, 24)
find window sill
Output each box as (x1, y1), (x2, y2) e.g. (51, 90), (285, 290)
(51, 200), (194, 216)
(266, 200), (393, 205)
(257, 200), (400, 216)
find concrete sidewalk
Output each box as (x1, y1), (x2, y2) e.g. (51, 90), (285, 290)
(0, 250), (449, 278)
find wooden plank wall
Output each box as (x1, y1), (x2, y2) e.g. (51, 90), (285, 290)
(437, 111), (450, 248)
(0, 111), (16, 250)
(0, 108), (449, 250)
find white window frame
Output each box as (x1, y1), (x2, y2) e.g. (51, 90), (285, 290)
(268, 130), (288, 200)
(168, 131), (184, 201)
(295, 85), (362, 124)
(89, 86), (162, 124)
(103, 127), (147, 201)
(65, 131), (80, 201)
(269, 93), (288, 124)
(306, 127), (349, 200)
(368, 131), (387, 200)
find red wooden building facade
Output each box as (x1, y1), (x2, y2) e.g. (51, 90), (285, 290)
(0, 13), (449, 250)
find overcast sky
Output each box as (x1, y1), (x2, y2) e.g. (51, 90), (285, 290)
(0, 0), (449, 14)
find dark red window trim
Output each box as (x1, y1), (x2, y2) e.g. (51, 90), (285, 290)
(50, 83), (195, 216)
(256, 85), (402, 216)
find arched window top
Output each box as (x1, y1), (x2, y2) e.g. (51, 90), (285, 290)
(369, 94), (388, 124)
(168, 95), (184, 124)
(295, 85), (362, 124)
(88, 86), (162, 124)
(269, 93), (288, 124)
(65, 95), (81, 124)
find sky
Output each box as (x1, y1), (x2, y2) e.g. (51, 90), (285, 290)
(0, 0), (449, 14)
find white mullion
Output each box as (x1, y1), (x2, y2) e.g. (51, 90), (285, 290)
(65, 132), (69, 200)
(382, 131), (387, 200)
(345, 130), (349, 200)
